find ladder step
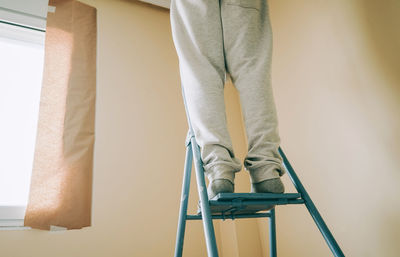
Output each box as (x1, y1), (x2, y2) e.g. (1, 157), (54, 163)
(213, 193), (301, 201)
(198, 193), (304, 216)
(187, 212), (271, 220)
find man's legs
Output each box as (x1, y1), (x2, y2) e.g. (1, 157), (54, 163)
(170, 0), (242, 196)
(221, 0), (285, 191)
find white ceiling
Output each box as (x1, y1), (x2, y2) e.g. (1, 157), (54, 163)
(139, 0), (170, 9)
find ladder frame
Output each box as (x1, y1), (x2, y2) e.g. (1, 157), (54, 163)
(174, 86), (345, 257)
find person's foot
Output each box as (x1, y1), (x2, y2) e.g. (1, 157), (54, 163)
(197, 179), (234, 214)
(207, 179), (234, 199)
(251, 178), (285, 194)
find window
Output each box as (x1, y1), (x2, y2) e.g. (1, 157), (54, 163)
(0, 21), (45, 227)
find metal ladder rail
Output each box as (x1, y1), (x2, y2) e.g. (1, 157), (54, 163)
(174, 132), (220, 257)
(278, 147), (345, 257)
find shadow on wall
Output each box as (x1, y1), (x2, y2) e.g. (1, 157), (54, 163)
(359, 1), (400, 256)
(360, 0), (400, 90)
(381, 214), (400, 256)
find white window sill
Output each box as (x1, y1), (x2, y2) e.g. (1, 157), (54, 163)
(0, 220), (67, 231)
(0, 219), (31, 230)
(0, 209), (30, 230)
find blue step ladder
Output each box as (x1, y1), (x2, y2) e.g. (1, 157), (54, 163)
(174, 86), (345, 257)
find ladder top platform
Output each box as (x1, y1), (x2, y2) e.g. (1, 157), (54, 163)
(197, 193), (304, 216)
(211, 192), (302, 201)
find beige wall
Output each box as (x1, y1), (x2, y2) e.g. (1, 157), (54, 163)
(1, 0), (201, 256)
(261, 0), (400, 257)
(1, 0), (399, 256)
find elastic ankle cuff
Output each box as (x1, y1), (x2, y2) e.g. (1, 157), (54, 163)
(205, 168), (235, 185)
(249, 165), (283, 184)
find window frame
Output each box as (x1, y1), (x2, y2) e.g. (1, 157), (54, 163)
(0, 0), (49, 31)
(0, 20), (46, 230)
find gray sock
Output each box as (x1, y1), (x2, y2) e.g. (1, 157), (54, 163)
(207, 179), (234, 199)
(251, 178), (285, 194)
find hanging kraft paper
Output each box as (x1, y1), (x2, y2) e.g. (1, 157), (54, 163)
(24, 0), (97, 230)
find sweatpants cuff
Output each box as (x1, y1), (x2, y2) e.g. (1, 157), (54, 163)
(205, 166), (236, 185)
(249, 164), (285, 184)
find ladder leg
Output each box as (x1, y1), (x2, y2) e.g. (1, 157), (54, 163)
(181, 78), (218, 256)
(174, 143), (194, 257)
(191, 137), (219, 257)
(279, 147), (345, 257)
(269, 208), (277, 257)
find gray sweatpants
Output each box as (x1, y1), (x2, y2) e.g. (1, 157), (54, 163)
(170, 0), (285, 184)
